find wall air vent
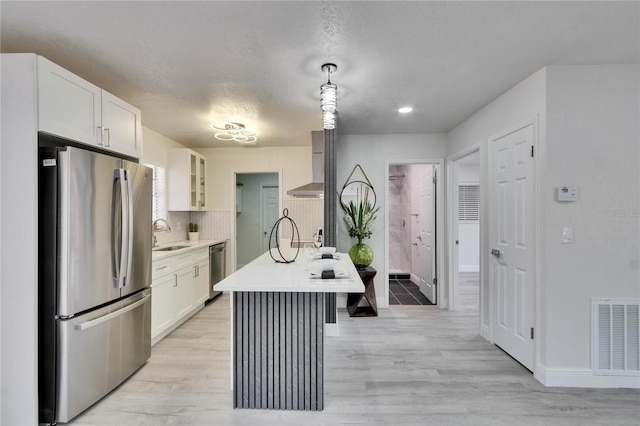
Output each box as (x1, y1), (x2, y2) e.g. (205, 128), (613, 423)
(592, 299), (640, 376)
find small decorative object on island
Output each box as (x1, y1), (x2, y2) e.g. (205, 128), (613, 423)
(188, 222), (199, 241)
(268, 208), (301, 263)
(340, 164), (380, 269)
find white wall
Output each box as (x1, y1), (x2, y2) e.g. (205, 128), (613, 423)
(198, 146), (312, 210)
(142, 126), (188, 168)
(458, 224), (479, 272)
(447, 68), (547, 157)
(0, 54), (39, 426)
(336, 133), (448, 306)
(541, 65), (640, 379)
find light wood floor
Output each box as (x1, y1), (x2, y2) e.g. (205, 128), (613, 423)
(458, 271), (480, 312)
(70, 293), (640, 426)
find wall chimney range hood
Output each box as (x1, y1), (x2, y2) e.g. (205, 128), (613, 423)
(287, 131), (324, 198)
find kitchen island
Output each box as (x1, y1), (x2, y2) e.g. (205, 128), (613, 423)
(214, 251), (364, 411)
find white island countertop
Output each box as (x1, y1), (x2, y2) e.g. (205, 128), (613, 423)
(215, 251), (364, 293)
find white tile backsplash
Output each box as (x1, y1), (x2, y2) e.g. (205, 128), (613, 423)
(282, 199), (323, 241)
(190, 211), (231, 240)
(153, 211), (190, 245)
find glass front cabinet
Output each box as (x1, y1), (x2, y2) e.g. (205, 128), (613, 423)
(168, 149), (207, 211)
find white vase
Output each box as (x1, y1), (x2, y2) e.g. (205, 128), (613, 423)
(188, 232), (199, 241)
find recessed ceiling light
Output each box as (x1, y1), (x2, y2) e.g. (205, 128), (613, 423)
(398, 107), (413, 114)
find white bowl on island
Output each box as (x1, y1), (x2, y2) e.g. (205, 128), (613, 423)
(310, 258), (337, 275)
(319, 247), (336, 255)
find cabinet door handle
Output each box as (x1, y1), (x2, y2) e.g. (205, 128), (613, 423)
(104, 128), (111, 147)
(97, 126), (104, 146)
(173, 274), (178, 287)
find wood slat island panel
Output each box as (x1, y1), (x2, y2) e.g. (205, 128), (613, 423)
(215, 251), (363, 411)
(234, 292), (324, 410)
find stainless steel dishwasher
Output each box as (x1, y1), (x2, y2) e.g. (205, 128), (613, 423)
(208, 242), (226, 301)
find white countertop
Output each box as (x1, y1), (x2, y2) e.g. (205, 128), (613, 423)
(151, 239), (227, 260)
(214, 251), (365, 293)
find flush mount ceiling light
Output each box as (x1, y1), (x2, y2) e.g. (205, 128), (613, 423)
(210, 122), (258, 145)
(320, 63), (337, 130)
(398, 106), (413, 113)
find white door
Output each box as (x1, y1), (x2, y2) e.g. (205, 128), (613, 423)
(417, 165), (436, 303)
(489, 123), (535, 371)
(261, 186), (280, 253)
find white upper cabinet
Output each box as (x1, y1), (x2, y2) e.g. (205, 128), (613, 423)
(167, 148), (207, 211)
(37, 56), (142, 159)
(37, 56), (102, 145)
(100, 91), (142, 158)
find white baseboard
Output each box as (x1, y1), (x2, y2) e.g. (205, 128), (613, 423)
(459, 265), (479, 272)
(325, 322), (339, 337)
(438, 296), (447, 309)
(480, 325), (491, 341)
(410, 273), (419, 285)
(535, 364), (640, 388)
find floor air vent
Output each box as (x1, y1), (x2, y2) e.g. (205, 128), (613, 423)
(593, 299), (640, 375)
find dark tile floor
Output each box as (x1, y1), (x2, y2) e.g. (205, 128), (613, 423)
(388, 275), (434, 305)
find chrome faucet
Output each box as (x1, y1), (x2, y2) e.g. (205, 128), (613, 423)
(152, 218), (172, 247)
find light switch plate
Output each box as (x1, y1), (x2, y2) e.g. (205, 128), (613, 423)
(562, 226), (574, 244)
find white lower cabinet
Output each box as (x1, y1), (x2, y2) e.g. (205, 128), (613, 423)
(193, 248), (210, 306)
(150, 273), (175, 338)
(193, 260), (210, 306)
(174, 266), (195, 320)
(151, 247), (210, 344)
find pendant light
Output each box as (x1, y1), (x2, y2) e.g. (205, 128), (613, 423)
(320, 63), (337, 130)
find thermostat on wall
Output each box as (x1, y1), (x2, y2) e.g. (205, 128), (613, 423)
(556, 186), (578, 202)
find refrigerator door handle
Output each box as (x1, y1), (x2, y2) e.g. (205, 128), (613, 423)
(74, 293), (150, 331)
(124, 169), (134, 286)
(113, 169), (128, 288)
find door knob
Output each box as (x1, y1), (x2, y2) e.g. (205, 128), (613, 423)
(491, 248), (501, 257)
(416, 235), (422, 241)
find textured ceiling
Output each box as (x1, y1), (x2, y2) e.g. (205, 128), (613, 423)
(1, 1), (638, 148)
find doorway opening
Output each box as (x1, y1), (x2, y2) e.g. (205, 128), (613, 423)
(235, 173), (279, 269)
(448, 149), (481, 314)
(386, 161), (442, 306)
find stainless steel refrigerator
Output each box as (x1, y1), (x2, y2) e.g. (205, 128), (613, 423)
(38, 142), (152, 424)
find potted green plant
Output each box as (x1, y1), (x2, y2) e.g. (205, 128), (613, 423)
(188, 222), (199, 241)
(341, 186), (380, 269)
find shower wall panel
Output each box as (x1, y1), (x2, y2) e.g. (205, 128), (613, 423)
(389, 165), (411, 273)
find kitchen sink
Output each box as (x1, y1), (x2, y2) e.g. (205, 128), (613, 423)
(153, 245), (189, 252)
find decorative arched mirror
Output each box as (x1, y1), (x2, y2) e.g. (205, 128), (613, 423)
(339, 164), (380, 269)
